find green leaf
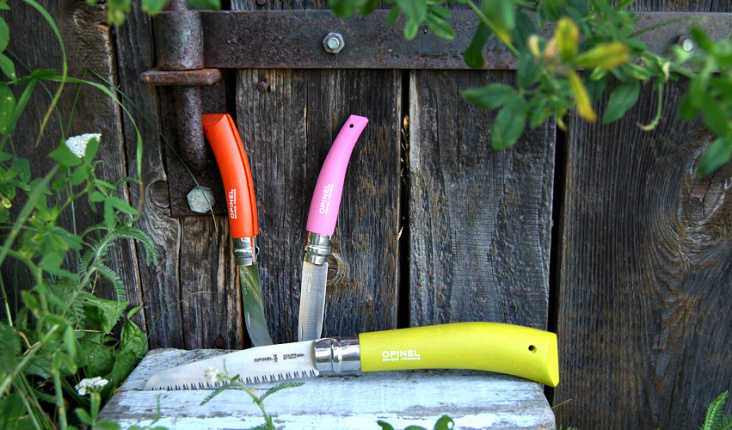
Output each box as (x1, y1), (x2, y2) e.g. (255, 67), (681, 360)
(404, 426), (428, 430)
(0, 393), (27, 430)
(330, 0), (368, 17)
(64, 324), (77, 358)
(404, 18), (420, 40)
(433, 415), (455, 430)
(377, 421), (396, 430)
(0, 53), (11, 82)
(108, 195), (138, 217)
(78, 339), (116, 376)
(700, 94), (731, 138)
(517, 51), (540, 89)
(0, 16), (8, 52)
(75, 408), (94, 426)
(483, 0), (515, 44)
(50, 143), (83, 167)
(586, 71), (609, 102)
(70, 165), (90, 186)
(425, 10), (455, 40)
(463, 22), (492, 69)
(396, 0), (427, 23)
(95, 422), (122, 430)
(462, 83), (516, 110)
(120, 318), (147, 358)
(602, 80), (640, 124)
(0, 81), (15, 134)
(83, 296), (128, 333)
(11, 157), (30, 182)
(141, 0), (168, 15)
(511, 11), (537, 52)
(386, 5), (402, 25)
(492, 96), (527, 150)
(84, 135), (100, 162)
(697, 137), (732, 176)
(187, 0), (222, 10)
(90, 191), (106, 203)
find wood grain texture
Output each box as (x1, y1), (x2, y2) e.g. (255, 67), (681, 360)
(554, 68), (732, 430)
(235, 68), (402, 343)
(408, 70), (555, 330)
(179, 217), (244, 349)
(2, 1), (142, 321)
(553, 1), (732, 428)
(113, 1), (184, 344)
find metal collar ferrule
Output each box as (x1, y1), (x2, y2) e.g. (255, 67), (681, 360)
(233, 236), (258, 266)
(314, 337), (361, 374)
(304, 233), (330, 265)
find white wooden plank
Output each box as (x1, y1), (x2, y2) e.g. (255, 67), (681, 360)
(100, 349), (556, 429)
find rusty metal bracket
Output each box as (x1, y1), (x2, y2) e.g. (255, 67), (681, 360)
(147, 8), (731, 216)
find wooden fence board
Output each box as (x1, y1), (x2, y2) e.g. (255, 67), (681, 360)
(408, 70), (555, 330)
(235, 68), (403, 342)
(553, 1), (732, 429)
(113, 1), (182, 345)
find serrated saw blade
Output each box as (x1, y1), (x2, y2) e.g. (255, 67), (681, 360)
(144, 341), (319, 390)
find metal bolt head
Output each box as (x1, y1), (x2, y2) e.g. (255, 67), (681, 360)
(187, 186), (215, 213)
(323, 32), (345, 54)
(678, 35), (696, 53)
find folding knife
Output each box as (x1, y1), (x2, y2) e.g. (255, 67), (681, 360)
(144, 322), (559, 389)
(298, 115), (369, 341)
(203, 113), (273, 346)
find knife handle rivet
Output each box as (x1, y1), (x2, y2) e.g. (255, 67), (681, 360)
(528, 345), (537, 353)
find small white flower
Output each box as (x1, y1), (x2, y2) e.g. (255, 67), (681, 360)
(65, 133), (101, 158)
(75, 376), (109, 396)
(204, 367), (227, 384)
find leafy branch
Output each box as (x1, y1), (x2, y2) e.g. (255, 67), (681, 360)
(330, 0), (732, 175)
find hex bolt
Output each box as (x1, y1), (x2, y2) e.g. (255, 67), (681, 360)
(678, 35), (696, 53)
(323, 32), (345, 54)
(187, 186), (215, 213)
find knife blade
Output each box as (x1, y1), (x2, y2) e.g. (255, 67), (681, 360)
(203, 113), (274, 346)
(144, 322), (559, 390)
(298, 115), (369, 341)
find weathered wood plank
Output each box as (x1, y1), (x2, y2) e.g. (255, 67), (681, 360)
(553, 0), (732, 428)
(113, 1), (181, 341)
(236, 68), (403, 343)
(180, 217), (245, 349)
(99, 348), (556, 430)
(408, 70), (555, 330)
(555, 82), (732, 430)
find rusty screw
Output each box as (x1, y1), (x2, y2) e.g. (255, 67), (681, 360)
(187, 186), (215, 213)
(323, 32), (345, 54)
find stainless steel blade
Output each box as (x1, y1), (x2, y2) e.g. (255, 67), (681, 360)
(298, 260), (328, 341)
(144, 341), (318, 390)
(239, 264), (273, 346)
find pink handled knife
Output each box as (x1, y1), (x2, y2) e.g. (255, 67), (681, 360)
(298, 115), (369, 341)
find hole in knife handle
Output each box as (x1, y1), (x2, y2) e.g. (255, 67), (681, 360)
(528, 345), (537, 353)
(349, 123), (354, 128)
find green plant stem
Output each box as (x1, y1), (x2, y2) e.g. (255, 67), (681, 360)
(240, 383), (275, 429)
(513, 0), (537, 10)
(465, 0), (520, 57)
(0, 276), (12, 326)
(53, 369), (68, 430)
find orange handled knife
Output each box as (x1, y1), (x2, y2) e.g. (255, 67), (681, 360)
(203, 113), (273, 346)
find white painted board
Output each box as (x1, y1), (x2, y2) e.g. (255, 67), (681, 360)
(99, 349), (556, 429)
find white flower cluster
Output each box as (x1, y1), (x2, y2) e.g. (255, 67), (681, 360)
(65, 133), (101, 158)
(75, 376), (109, 396)
(204, 367), (228, 384)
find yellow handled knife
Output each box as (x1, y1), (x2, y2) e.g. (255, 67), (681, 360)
(144, 322), (559, 389)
